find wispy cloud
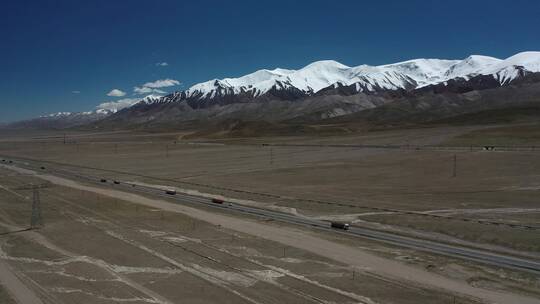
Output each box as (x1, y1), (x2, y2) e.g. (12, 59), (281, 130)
(134, 86), (166, 94)
(142, 79), (180, 88)
(106, 89), (126, 97)
(71, 90), (81, 94)
(155, 62), (169, 66)
(133, 78), (180, 95)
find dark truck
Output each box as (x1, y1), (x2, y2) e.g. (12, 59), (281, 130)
(330, 222), (350, 230)
(211, 198), (224, 204)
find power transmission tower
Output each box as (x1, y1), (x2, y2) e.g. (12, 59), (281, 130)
(31, 186), (43, 228)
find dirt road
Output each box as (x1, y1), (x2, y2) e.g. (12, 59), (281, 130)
(4, 164), (539, 304)
(0, 259), (44, 304)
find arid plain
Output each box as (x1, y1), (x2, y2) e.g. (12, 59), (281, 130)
(0, 123), (539, 303)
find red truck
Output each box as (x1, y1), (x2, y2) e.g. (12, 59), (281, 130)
(211, 198), (224, 204)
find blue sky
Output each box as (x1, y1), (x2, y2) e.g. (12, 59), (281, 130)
(1, 0), (539, 122)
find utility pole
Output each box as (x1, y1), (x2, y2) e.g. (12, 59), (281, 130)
(452, 154), (457, 178)
(30, 186), (43, 228)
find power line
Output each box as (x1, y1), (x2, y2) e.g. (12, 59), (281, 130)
(452, 154), (457, 178)
(30, 186), (43, 229)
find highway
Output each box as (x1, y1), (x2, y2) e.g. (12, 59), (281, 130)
(186, 141), (540, 153)
(3, 157), (540, 276)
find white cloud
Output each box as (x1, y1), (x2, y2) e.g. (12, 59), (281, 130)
(97, 98), (141, 112)
(156, 62), (169, 66)
(134, 86), (152, 94)
(134, 86), (166, 95)
(106, 89), (126, 97)
(142, 79), (180, 88)
(71, 90), (81, 94)
(97, 95), (163, 112)
(133, 78), (180, 95)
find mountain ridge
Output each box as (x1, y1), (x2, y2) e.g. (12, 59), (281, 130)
(6, 51), (540, 130)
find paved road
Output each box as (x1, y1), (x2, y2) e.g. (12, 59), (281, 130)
(4, 157), (540, 276)
(186, 141), (540, 152)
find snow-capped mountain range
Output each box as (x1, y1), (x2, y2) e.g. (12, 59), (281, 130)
(42, 95), (163, 118)
(167, 51), (540, 103)
(36, 51), (540, 121)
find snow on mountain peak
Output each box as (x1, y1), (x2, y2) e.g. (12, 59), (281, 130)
(285, 60), (352, 92)
(380, 58), (460, 87)
(444, 55), (501, 79)
(140, 94), (164, 103)
(300, 60), (350, 70)
(32, 51), (540, 124)
(489, 51), (540, 73)
(185, 60), (352, 98)
(503, 51), (540, 68)
(177, 52), (540, 100)
(41, 112), (72, 118)
(96, 95), (163, 113)
(478, 52), (540, 84)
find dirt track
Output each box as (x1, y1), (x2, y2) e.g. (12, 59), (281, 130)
(0, 259), (43, 304)
(4, 164), (539, 304)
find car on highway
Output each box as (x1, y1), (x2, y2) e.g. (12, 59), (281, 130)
(165, 189), (177, 195)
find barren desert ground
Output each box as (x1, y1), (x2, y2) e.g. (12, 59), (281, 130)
(0, 123), (539, 303)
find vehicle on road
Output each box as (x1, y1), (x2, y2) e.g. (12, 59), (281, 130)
(113, 180), (120, 184)
(165, 189), (177, 195)
(212, 198), (224, 204)
(330, 222), (350, 230)
(100, 179), (107, 183)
